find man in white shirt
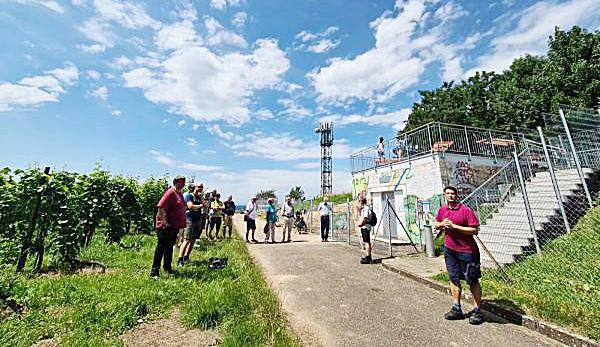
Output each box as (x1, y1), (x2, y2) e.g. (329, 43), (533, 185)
(245, 196), (258, 243)
(358, 197), (373, 264)
(317, 195), (332, 242)
(281, 196), (295, 243)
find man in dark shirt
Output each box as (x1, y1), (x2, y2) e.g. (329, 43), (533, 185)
(223, 195), (236, 239)
(152, 175), (187, 279)
(435, 185), (484, 325)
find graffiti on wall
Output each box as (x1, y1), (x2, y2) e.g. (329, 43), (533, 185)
(402, 194), (443, 245)
(352, 176), (369, 199)
(377, 168), (412, 191)
(443, 160), (501, 196)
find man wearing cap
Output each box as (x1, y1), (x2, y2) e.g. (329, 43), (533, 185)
(177, 182), (204, 267)
(151, 175), (187, 279)
(245, 196), (258, 243)
(281, 196), (295, 242)
(208, 192), (224, 240)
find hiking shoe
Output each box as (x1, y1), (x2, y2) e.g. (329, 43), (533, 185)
(468, 309), (484, 325)
(149, 271), (159, 280)
(177, 259), (184, 267)
(360, 256), (372, 264)
(444, 307), (465, 320)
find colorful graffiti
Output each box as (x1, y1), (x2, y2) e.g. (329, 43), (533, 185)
(442, 160), (503, 197)
(352, 176), (369, 199)
(403, 194), (443, 245)
(376, 168), (412, 191)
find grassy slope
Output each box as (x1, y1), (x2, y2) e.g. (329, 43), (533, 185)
(433, 206), (600, 341)
(0, 232), (299, 346)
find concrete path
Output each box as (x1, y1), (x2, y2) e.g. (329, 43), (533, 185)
(233, 215), (562, 347)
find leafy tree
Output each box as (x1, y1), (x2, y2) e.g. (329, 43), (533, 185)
(137, 176), (168, 232)
(288, 186), (305, 201)
(256, 189), (276, 200)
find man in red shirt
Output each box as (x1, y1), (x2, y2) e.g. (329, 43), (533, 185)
(151, 175), (187, 279)
(435, 185), (484, 325)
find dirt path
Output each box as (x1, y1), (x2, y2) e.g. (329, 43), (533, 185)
(233, 215), (562, 347)
(121, 310), (220, 347)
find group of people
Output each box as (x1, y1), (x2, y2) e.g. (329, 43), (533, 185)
(151, 176), (237, 278)
(151, 176), (484, 325)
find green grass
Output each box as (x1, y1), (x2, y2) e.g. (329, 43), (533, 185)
(0, 231), (300, 346)
(295, 192), (353, 211)
(430, 206), (600, 341)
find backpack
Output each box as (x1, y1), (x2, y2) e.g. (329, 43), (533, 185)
(368, 208), (377, 226)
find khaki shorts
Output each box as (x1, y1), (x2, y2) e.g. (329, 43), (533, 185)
(224, 215), (233, 227)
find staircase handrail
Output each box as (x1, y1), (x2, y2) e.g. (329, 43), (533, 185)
(461, 148), (527, 204)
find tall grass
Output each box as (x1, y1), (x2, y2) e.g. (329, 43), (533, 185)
(0, 232), (299, 346)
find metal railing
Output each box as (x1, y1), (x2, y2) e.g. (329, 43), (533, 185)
(350, 122), (527, 173)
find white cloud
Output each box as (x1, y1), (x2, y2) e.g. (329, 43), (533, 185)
(0, 63), (79, 112)
(204, 17), (247, 48)
(181, 163), (223, 171)
(320, 108), (411, 131)
(202, 149), (217, 154)
(77, 0), (160, 52)
(92, 0), (160, 30)
(467, 0), (600, 76)
(294, 26), (340, 54)
(206, 124), (243, 142)
(204, 168), (352, 201)
(155, 20), (201, 50)
(90, 86), (108, 100)
(178, 119), (186, 126)
(184, 137), (197, 147)
(77, 43), (107, 53)
(111, 109), (122, 116)
(232, 11), (247, 30)
(278, 98), (311, 119)
(122, 39), (289, 124)
(210, 0), (245, 10)
(12, 0), (65, 14)
(148, 149), (176, 166)
(434, 1), (467, 23)
(149, 149), (223, 171)
(226, 132), (356, 161)
(309, 0), (471, 105)
(295, 162), (321, 170)
(87, 70), (101, 80)
(254, 108), (274, 120)
(192, 124), (200, 131)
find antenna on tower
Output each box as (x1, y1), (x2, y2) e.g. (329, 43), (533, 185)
(314, 122), (333, 196)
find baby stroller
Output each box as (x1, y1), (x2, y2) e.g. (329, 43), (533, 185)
(295, 210), (307, 234)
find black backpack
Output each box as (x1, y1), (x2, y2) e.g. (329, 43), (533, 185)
(368, 208), (377, 226)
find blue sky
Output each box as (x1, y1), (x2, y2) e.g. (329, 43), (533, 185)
(1, 0), (599, 200)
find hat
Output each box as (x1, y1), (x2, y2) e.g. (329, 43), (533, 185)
(173, 175), (186, 184)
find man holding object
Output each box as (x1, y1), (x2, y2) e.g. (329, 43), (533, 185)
(151, 175), (187, 279)
(435, 185), (484, 325)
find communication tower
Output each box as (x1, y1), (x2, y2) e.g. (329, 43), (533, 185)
(314, 122), (333, 196)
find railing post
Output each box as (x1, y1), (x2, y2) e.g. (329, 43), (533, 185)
(347, 198), (351, 245)
(438, 124), (444, 159)
(538, 127), (570, 233)
(464, 126), (472, 161)
(523, 138), (533, 179)
(387, 199), (393, 258)
(514, 152), (541, 253)
(489, 130), (497, 163)
(427, 124), (433, 158)
(559, 109), (593, 206)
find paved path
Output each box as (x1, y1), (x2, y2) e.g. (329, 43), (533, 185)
(233, 215), (562, 347)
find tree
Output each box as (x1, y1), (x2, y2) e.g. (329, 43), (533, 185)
(288, 186), (305, 201)
(256, 189), (276, 200)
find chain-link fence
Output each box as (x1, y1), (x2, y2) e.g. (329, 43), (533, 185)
(459, 107), (600, 337)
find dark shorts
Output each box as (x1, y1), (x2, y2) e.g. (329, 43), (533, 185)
(444, 247), (481, 286)
(184, 219), (203, 240)
(246, 218), (256, 231)
(361, 228), (371, 243)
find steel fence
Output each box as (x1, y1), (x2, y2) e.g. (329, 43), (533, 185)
(459, 106), (600, 313)
(350, 122), (527, 173)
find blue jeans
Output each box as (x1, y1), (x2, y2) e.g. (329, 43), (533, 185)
(320, 215), (330, 240)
